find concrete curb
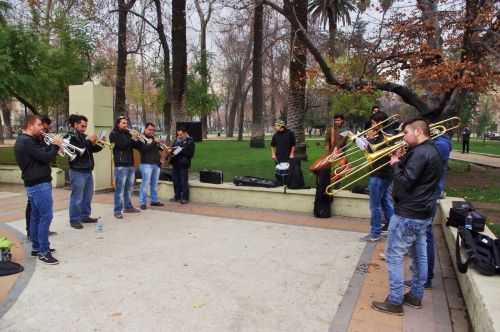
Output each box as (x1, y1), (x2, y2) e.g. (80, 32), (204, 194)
(440, 198), (500, 332)
(0, 223), (36, 320)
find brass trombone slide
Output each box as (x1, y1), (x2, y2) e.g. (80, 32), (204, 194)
(325, 117), (460, 196)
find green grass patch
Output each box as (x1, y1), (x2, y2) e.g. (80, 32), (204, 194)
(487, 222), (500, 238)
(452, 139), (500, 155)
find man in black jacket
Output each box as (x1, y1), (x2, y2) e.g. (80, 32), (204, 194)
(66, 115), (103, 229)
(109, 116), (142, 218)
(170, 125), (195, 204)
(138, 122), (164, 210)
(15, 115), (63, 265)
(372, 119), (443, 316)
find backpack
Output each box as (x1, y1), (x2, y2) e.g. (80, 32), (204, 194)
(447, 201), (486, 232)
(455, 227), (500, 276)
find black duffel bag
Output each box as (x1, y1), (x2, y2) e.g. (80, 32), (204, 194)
(447, 201), (486, 232)
(455, 227), (500, 276)
(233, 176), (279, 188)
(287, 158), (306, 189)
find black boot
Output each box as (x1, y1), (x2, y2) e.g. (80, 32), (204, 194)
(372, 299), (404, 316)
(403, 293), (422, 309)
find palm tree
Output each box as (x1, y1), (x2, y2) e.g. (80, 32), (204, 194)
(0, 0), (11, 25)
(308, 0), (356, 59)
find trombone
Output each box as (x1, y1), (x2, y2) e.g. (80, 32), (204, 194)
(325, 116), (461, 196)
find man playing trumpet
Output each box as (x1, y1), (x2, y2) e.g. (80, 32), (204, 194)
(137, 122), (165, 210)
(15, 115), (63, 265)
(109, 116), (142, 218)
(65, 114), (103, 229)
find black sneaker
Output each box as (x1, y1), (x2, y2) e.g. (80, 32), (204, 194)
(372, 300), (404, 316)
(169, 198), (179, 203)
(180, 200), (188, 205)
(140, 204), (147, 210)
(403, 293), (422, 309)
(81, 217), (98, 223)
(70, 222), (84, 229)
(150, 202), (165, 207)
(31, 248), (56, 257)
(124, 207), (140, 213)
(38, 252), (59, 265)
(114, 213), (124, 219)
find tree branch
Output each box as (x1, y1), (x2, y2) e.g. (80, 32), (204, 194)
(110, 8), (160, 33)
(7, 88), (38, 115)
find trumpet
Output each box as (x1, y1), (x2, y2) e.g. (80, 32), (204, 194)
(41, 133), (86, 161)
(96, 139), (113, 148)
(127, 129), (152, 144)
(325, 116), (461, 196)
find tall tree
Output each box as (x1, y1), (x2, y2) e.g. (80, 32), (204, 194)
(286, 0), (308, 159)
(308, 0), (355, 59)
(263, 0), (499, 120)
(114, 0), (137, 118)
(194, 0), (215, 138)
(250, 1), (265, 148)
(172, 0), (189, 129)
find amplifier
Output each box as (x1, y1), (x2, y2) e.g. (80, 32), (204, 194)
(200, 169), (223, 184)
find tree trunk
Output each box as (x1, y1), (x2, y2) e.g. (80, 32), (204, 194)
(0, 100), (12, 138)
(227, 73), (244, 138)
(152, 0), (172, 138)
(238, 85), (251, 141)
(250, 1), (265, 148)
(114, 0), (136, 119)
(286, 0), (308, 160)
(172, 0), (189, 129)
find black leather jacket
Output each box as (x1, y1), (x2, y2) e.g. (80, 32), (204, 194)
(66, 131), (103, 171)
(138, 136), (162, 165)
(109, 128), (141, 167)
(392, 140), (443, 219)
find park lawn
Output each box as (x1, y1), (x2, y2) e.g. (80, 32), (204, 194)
(451, 139), (500, 155)
(190, 139), (329, 187)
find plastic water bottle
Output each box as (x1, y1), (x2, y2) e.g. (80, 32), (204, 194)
(465, 212), (473, 230)
(95, 217), (104, 237)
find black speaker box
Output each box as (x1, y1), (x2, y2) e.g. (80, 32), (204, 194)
(177, 122), (202, 142)
(200, 169), (223, 184)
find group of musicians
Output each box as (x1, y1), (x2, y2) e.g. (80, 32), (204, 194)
(14, 114), (195, 265)
(15, 109), (449, 314)
(272, 106), (449, 315)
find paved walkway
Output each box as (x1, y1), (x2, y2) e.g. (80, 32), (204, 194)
(0, 186), (470, 331)
(450, 151), (500, 168)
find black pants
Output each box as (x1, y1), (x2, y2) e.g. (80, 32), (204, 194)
(172, 166), (189, 201)
(26, 199), (31, 238)
(462, 140), (469, 153)
(313, 168), (333, 218)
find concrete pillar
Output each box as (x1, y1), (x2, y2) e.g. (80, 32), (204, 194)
(69, 82), (113, 191)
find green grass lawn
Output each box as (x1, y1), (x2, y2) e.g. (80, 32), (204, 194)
(452, 139), (500, 155)
(190, 139), (329, 187)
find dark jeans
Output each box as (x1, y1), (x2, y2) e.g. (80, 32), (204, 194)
(26, 199), (31, 238)
(172, 166), (189, 201)
(462, 140), (469, 153)
(25, 182), (54, 254)
(69, 170), (94, 224)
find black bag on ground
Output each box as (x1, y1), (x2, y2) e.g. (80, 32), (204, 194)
(313, 168), (333, 218)
(447, 201), (486, 232)
(233, 176), (279, 188)
(455, 227), (500, 276)
(287, 158), (306, 189)
(200, 169), (223, 184)
(0, 261), (24, 277)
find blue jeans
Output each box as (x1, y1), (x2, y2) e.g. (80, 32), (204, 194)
(25, 182), (53, 254)
(69, 170), (94, 224)
(114, 166), (135, 214)
(386, 214), (432, 304)
(172, 166), (189, 201)
(368, 176), (394, 237)
(139, 164), (160, 205)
